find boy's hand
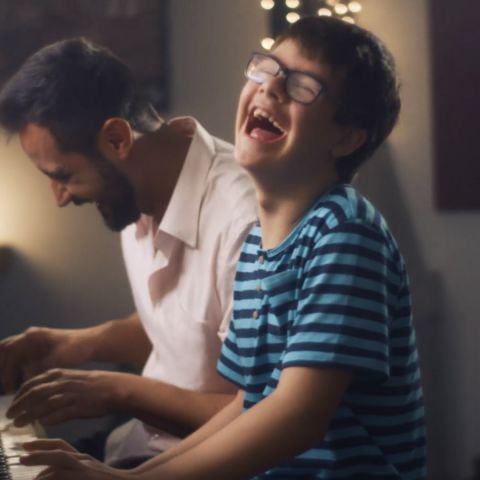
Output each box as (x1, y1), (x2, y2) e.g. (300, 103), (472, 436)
(0, 327), (93, 392)
(6, 369), (122, 426)
(21, 438), (130, 480)
(23, 438), (78, 454)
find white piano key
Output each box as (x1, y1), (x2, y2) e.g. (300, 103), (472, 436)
(0, 395), (45, 480)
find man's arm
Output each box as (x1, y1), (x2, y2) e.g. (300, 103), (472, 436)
(133, 390), (244, 472)
(85, 312), (151, 367)
(7, 368), (235, 434)
(0, 312), (150, 392)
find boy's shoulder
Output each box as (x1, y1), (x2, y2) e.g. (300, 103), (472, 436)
(297, 183), (401, 258)
(305, 183), (389, 235)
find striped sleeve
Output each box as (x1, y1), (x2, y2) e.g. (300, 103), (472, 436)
(283, 220), (394, 381)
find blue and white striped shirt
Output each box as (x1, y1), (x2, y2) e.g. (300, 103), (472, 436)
(218, 184), (426, 479)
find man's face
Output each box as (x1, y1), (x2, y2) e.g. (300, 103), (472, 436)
(19, 123), (140, 232)
(235, 38), (348, 183)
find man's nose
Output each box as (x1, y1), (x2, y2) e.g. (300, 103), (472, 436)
(50, 180), (72, 207)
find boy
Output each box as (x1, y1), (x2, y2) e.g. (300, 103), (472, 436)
(22, 16), (427, 479)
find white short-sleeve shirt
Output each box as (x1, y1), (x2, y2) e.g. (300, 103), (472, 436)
(104, 118), (257, 463)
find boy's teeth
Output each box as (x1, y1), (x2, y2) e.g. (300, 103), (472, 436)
(272, 120), (282, 131)
(252, 108), (284, 133)
(253, 108), (267, 119)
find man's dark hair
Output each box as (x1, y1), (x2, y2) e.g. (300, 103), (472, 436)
(0, 37), (159, 155)
(276, 16), (401, 182)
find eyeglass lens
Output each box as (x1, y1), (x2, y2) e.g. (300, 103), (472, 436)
(246, 54), (323, 104)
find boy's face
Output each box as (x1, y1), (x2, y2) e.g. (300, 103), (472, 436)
(235, 38), (353, 184)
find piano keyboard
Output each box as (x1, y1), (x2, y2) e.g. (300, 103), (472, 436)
(0, 395), (45, 479)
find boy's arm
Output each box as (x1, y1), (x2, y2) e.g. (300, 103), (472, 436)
(19, 390), (245, 479)
(138, 366), (352, 480)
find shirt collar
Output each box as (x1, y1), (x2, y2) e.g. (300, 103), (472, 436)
(155, 118), (216, 249)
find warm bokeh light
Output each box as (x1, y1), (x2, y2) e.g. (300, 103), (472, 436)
(0, 139), (36, 248)
(258, 0), (363, 48)
(348, 1), (362, 13)
(286, 11), (300, 23)
(260, 0), (275, 10)
(334, 3), (349, 15)
(285, 0), (300, 8)
(261, 37), (275, 50)
(317, 7), (332, 16)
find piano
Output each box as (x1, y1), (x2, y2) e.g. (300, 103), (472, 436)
(0, 395), (45, 479)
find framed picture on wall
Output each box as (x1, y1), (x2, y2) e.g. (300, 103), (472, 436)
(0, 0), (170, 110)
(430, 0), (480, 209)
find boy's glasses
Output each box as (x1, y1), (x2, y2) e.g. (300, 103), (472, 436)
(245, 52), (327, 105)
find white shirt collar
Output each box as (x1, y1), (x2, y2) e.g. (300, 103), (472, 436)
(155, 118), (216, 249)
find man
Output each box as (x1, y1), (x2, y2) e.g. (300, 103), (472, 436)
(0, 37), (257, 468)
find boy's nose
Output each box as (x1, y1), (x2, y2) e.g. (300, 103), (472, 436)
(50, 180), (72, 207)
(259, 75), (288, 104)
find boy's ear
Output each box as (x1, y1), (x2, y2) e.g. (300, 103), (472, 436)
(331, 127), (367, 159)
(97, 118), (133, 163)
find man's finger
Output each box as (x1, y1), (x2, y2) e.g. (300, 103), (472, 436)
(8, 383), (68, 420)
(15, 369), (63, 398)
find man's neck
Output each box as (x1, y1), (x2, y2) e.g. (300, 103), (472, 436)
(131, 119), (194, 224)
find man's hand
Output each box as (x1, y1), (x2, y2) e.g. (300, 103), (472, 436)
(6, 369), (123, 426)
(0, 327), (94, 393)
(21, 438), (131, 480)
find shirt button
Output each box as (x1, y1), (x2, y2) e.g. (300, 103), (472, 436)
(252, 310), (259, 319)
(258, 255), (265, 264)
(256, 283), (261, 292)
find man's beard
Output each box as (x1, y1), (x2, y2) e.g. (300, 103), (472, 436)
(94, 158), (141, 232)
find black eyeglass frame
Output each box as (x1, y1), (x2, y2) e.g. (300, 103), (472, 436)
(244, 51), (328, 105)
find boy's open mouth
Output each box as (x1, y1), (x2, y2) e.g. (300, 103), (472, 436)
(246, 107), (286, 142)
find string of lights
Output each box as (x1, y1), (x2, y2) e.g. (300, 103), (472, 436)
(260, 0), (363, 50)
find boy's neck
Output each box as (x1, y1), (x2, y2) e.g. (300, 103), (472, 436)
(256, 176), (339, 250)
